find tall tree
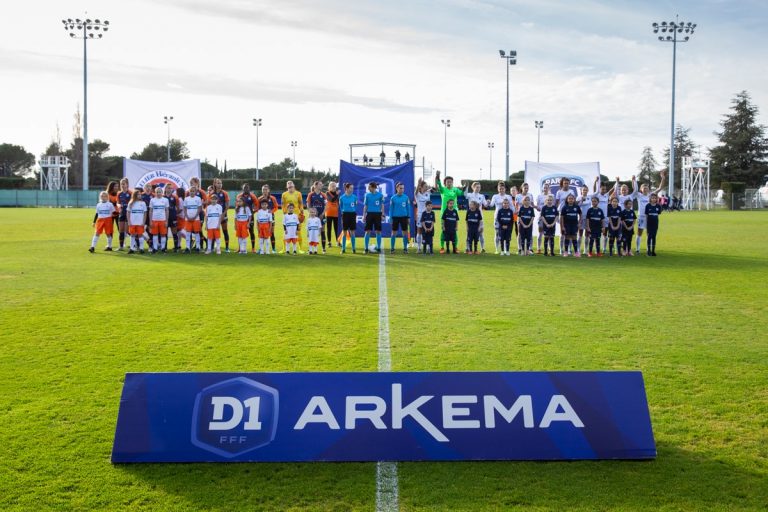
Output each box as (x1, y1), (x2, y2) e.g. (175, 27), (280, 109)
(637, 146), (659, 187)
(710, 91), (768, 187)
(662, 125), (697, 193)
(0, 143), (35, 177)
(131, 139), (190, 162)
(66, 138), (122, 188)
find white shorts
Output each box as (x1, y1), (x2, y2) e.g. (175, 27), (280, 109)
(637, 215), (647, 230)
(579, 216), (587, 230)
(602, 218), (609, 229)
(416, 210), (425, 228)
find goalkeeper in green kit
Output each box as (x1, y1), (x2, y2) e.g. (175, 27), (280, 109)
(434, 171), (464, 253)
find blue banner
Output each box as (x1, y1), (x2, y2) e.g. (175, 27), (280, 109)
(112, 371), (655, 463)
(338, 160), (415, 237)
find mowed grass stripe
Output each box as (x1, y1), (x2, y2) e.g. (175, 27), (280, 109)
(0, 208), (380, 511)
(385, 211), (768, 510)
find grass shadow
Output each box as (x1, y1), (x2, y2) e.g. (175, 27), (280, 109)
(118, 461), (375, 511)
(398, 442), (767, 510)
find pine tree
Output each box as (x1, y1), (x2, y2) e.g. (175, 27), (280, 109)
(710, 91), (768, 187)
(662, 125), (697, 193)
(637, 146), (659, 187)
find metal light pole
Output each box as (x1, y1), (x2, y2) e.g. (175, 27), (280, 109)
(653, 17), (696, 198)
(499, 50), (517, 181)
(488, 142), (494, 180)
(290, 141), (298, 178)
(252, 118), (262, 180)
(441, 119), (450, 175)
(164, 116), (173, 162)
(62, 16), (110, 190)
(535, 121), (544, 162)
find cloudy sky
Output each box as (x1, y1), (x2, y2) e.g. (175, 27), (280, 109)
(1, 0), (766, 181)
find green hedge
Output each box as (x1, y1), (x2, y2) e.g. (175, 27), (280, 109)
(0, 177), (37, 189)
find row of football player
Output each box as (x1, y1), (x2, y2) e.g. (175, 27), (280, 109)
(89, 187), (664, 257)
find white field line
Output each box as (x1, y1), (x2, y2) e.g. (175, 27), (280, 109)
(376, 251), (398, 512)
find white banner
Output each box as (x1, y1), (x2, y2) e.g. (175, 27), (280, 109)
(524, 161), (601, 236)
(123, 159), (201, 191)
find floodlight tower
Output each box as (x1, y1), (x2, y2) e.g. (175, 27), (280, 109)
(441, 119), (450, 175)
(488, 142), (494, 180)
(164, 116), (174, 162)
(652, 17), (696, 198)
(499, 50), (517, 180)
(535, 121), (544, 162)
(290, 140), (298, 178)
(61, 16), (110, 190)
(252, 118), (262, 180)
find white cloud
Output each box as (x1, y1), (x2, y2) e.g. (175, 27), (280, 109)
(0, 0), (766, 183)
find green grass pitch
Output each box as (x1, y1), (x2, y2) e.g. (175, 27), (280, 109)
(0, 208), (766, 511)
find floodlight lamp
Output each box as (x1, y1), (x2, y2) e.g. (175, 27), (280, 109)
(510, 59), (516, 65)
(69, 33), (75, 37)
(95, 18), (100, 23)
(499, 50), (505, 56)
(660, 21), (667, 26)
(103, 27), (109, 31)
(510, 50), (517, 56)
(86, 18), (91, 23)
(684, 36), (689, 41)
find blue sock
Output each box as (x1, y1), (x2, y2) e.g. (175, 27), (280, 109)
(376, 233), (382, 249)
(364, 233), (370, 249)
(342, 234), (347, 251)
(390, 235), (396, 250)
(403, 234), (408, 249)
(351, 236), (356, 251)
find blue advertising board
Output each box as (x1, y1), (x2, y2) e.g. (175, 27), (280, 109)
(338, 160), (415, 237)
(111, 371), (655, 463)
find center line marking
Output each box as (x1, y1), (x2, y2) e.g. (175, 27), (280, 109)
(376, 251), (398, 512)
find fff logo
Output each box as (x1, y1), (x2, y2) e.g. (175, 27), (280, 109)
(191, 377), (279, 458)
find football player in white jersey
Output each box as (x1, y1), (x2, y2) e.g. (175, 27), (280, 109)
(576, 184), (591, 254)
(514, 183), (534, 254)
(590, 176), (611, 252)
(635, 170), (666, 254)
(489, 181), (515, 254)
(615, 175), (638, 213)
(465, 182), (489, 252)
